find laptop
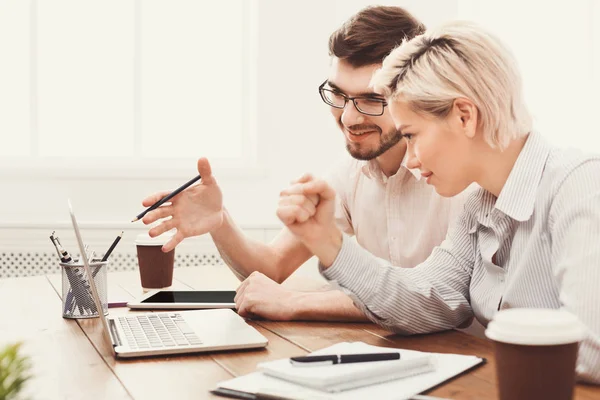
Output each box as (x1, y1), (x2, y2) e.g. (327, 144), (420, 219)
(67, 199), (268, 358)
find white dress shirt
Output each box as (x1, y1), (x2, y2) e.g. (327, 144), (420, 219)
(327, 154), (469, 268)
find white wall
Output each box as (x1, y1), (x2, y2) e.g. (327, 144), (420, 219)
(457, 0), (600, 150)
(0, 1), (459, 230)
(1, 1), (599, 252)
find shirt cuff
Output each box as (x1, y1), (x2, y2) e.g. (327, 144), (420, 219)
(318, 234), (387, 304)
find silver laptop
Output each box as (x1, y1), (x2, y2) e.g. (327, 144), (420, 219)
(67, 200), (268, 358)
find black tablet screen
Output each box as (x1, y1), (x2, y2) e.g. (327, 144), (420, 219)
(141, 291), (236, 303)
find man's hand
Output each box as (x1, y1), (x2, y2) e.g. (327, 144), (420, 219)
(235, 272), (301, 320)
(235, 271), (370, 322)
(141, 158), (224, 252)
(276, 174), (343, 267)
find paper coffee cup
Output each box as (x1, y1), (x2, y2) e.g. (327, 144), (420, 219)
(135, 232), (175, 289)
(486, 308), (586, 400)
(134, 231), (174, 247)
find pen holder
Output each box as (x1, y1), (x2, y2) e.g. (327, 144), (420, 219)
(60, 259), (108, 319)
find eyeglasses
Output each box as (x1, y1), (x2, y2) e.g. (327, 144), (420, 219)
(318, 80), (387, 116)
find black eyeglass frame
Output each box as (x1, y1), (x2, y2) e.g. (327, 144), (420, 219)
(318, 80), (388, 117)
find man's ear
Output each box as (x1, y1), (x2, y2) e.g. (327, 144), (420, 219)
(452, 98), (478, 139)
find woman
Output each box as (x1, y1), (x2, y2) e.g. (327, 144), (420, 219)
(275, 21), (600, 383)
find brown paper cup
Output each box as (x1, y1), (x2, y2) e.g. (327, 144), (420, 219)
(135, 233), (175, 289)
(486, 308), (586, 400)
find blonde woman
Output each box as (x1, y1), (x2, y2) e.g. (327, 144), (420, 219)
(276, 21), (600, 383)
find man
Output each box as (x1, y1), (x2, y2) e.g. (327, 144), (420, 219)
(141, 6), (468, 321)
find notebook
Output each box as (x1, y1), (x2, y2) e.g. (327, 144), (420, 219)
(212, 341), (485, 400)
(258, 346), (435, 392)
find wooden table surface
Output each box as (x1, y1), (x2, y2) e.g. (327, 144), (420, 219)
(1, 265), (598, 400)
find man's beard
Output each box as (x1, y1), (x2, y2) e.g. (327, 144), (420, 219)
(341, 122), (402, 161)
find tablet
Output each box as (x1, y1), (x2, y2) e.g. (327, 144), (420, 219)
(127, 290), (237, 309)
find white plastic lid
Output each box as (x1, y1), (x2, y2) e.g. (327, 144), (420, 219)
(485, 308), (586, 346)
(134, 232), (174, 246)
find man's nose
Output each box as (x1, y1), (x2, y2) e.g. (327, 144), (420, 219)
(340, 101), (365, 127)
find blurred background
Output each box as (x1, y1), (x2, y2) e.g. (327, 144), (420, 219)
(1, 0), (598, 277)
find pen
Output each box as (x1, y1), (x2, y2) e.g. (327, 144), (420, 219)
(52, 233), (73, 263)
(131, 174), (202, 222)
(101, 231), (123, 262)
(49, 232), (63, 260)
(52, 232), (83, 314)
(56, 233), (97, 313)
(51, 233), (76, 314)
(210, 388), (314, 400)
(53, 234), (69, 257)
(289, 352), (400, 366)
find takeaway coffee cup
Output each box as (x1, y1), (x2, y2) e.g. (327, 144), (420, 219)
(486, 308), (586, 400)
(135, 232), (175, 290)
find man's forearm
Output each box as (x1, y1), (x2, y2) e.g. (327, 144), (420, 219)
(289, 289), (369, 322)
(210, 208), (280, 281)
(210, 209), (311, 283)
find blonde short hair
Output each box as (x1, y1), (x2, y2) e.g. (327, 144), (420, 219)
(371, 21), (532, 149)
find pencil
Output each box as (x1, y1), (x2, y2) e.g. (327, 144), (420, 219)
(131, 174), (201, 222)
(101, 231), (123, 262)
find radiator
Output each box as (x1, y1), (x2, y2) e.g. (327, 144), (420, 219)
(0, 251), (224, 279)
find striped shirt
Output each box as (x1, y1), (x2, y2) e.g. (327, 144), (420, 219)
(327, 154), (469, 268)
(322, 131), (600, 383)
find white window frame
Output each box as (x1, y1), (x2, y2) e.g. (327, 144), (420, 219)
(0, 0), (261, 180)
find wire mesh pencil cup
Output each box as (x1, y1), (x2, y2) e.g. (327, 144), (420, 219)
(60, 259), (108, 319)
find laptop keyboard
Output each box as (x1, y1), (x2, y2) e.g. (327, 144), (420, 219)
(117, 313), (203, 349)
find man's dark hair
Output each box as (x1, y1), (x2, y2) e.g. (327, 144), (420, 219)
(329, 6), (425, 68)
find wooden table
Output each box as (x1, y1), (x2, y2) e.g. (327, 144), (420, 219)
(1, 265), (598, 400)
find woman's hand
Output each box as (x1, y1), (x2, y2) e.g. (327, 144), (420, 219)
(276, 174), (342, 267)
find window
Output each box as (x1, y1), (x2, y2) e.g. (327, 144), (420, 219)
(0, 0), (258, 178)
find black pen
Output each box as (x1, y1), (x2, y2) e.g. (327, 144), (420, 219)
(210, 387), (301, 400)
(131, 174), (201, 222)
(289, 352), (400, 366)
(101, 231), (123, 262)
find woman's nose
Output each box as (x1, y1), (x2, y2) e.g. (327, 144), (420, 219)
(405, 147), (420, 170)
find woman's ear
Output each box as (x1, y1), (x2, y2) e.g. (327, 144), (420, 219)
(452, 98), (478, 139)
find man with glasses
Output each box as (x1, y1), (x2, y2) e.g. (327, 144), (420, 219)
(140, 6), (470, 322)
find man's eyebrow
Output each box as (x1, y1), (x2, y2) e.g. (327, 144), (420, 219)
(326, 81), (384, 98)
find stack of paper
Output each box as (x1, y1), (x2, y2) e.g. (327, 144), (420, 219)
(213, 341), (485, 400)
(258, 351), (434, 392)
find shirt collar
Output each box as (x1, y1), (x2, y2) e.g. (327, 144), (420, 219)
(360, 151), (421, 182)
(494, 131), (552, 222)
